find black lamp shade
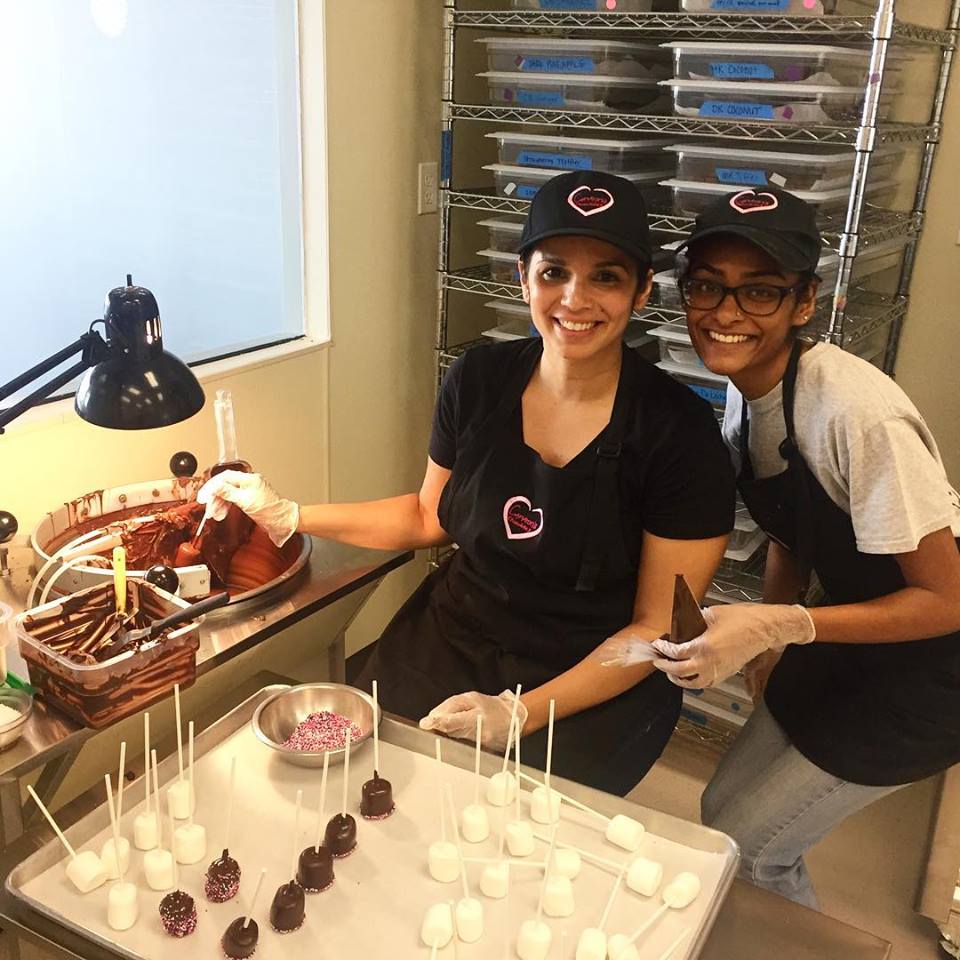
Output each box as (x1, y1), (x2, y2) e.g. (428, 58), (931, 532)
(74, 277), (205, 429)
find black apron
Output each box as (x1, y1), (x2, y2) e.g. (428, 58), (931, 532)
(738, 341), (960, 786)
(358, 342), (679, 795)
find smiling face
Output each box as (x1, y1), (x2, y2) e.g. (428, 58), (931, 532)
(682, 234), (817, 399)
(519, 235), (653, 366)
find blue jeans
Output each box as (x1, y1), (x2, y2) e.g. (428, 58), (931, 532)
(701, 700), (904, 910)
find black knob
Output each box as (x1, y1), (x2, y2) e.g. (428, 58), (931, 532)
(145, 565), (180, 594)
(0, 511), (18, 545)
(170, 451), (198, 478)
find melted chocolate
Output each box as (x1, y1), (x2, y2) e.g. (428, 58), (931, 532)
(671, 574), (707, 643)
(360, 772), (395, 820)
(324, 813), (357, 858)
(297, 845), (334, 893)
(205, 848), (241, 903)
(269, 880), (305, 933)
(221, 917), (259, 959)
(159, 889), (197, 938)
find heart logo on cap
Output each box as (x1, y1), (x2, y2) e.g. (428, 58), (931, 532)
(730, 190), (779, 215)
(567, 186), (615, 218)
(503, 496), (544, 541)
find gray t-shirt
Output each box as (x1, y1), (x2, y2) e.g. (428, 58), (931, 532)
(723, 343), (960, 555)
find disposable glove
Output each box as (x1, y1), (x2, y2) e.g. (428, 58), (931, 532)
(651, 603), (815, 689)
(597, 623), (662, 668)
(196, 470), (299, 547)
(419, 690), (528, 752)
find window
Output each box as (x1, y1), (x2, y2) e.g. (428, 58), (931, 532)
(0, 0), (306, 396)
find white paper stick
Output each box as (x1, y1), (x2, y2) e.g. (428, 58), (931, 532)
(26, 785), (76, 859)
(514, 719), (522, 823)
(474, 714), (482, 807)
(500, 684), (522, 775)
(429, 944), (439, 960)
(151, 750), (162, 850)
(519, 772), (609, 823)
(498, 804), (507, 861)
(544, 700), (555, 794)
(372, 680), (380, 775)
(104, 774), (124, 883)
(167, 795), (179, 888)
(461, 857), (547, 868)
(445, 785), (470, 902)
(174, 683), (184, 782)
(449, 898), (462, 960)
(341, 730), (351, 818)
(531, 832), (623, 873)
(244, 868), (267, 929)
(435, 738), (446, 843)
(658, 928), (691, 960)
(225, 756), (236, 850)
(621, 904), (669, 950)
(290, 789), (302, 881)
(535, 824), (559, 925)
(560, 929), (567, 959)
(599, 864), (627, 931)
(188, 720), (195, 793)
(314, 751), (329, 851)
(116, 740), (127, 822)
(143, 713), (151, 814)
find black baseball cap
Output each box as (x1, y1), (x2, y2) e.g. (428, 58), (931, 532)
(678, 187), (822, 273)
(519, 170), (653, 265)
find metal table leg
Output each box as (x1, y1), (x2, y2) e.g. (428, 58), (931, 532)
(23, 751), (81, 830)
(0, 778), (24, 850)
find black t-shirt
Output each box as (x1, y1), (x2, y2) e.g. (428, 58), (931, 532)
(430, 339), (735, 565)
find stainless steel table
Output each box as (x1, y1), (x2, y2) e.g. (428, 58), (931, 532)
(0, 539), (413, 848)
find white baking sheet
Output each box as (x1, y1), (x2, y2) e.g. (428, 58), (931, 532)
(15, 701), (733, 960)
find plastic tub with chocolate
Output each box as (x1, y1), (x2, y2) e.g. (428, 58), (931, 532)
(15, 580), (201, 729)
(480, 71), (670, 114)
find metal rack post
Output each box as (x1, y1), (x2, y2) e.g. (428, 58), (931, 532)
(436, 1), (456, 357)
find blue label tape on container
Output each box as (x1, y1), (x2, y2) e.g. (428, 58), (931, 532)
(700, 101), (775, 120)
(711, 0), (789, 9)
(716, 167), (769, 186)
(517, 150), (592, 171)
(517, 184), (540, 199)
(688, 383), (728, 406)
(440, 130), (453, 184)
(540, 0), (597, 8)
(710, 62), (776, 81)
(521, 56), (595, 74)
(517, 89), (565, 107)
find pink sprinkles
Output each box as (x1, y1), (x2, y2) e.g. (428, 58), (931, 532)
(282, 711), (362, 753)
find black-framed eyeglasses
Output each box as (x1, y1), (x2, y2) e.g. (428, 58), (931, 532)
(678, 276), (806, 318)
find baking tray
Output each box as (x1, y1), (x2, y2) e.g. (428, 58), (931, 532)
(6, 685), (738, 959)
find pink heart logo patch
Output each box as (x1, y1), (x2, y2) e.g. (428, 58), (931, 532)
(567, 186), (615, 218)
(503, 496), (544, 541)
(730, 190), (779, 215)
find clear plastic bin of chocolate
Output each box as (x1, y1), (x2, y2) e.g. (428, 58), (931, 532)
(487, 130), (672, 175)
(510, 0), (655, 10)
(486, 162), (671, 201)
(659, 78), (894, 125)
(663, 42), (903, 89)
(665, 141), (903, 193)
(478, 248), (522, 283)
(15, 580), (201, 729)
(478, 217), (525, 254)
(485, 298), (534, 333)
(480, 71), (669, 114)
(680, 0), (838, 14)
(479, 37), (670, 79)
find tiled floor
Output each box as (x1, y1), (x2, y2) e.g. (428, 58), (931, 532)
(630, 736), (949, 959)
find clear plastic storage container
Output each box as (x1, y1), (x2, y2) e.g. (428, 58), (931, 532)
(486, 163), (671, 200)
(650, 324), (705, 369)
(680, 0), (837, 14)
(511, 0), (654, 9)
(478, 248), (522, 283)
(665, 142), (903, 193)
(479, 37), (669, 79)
(487, 131), (672, 174)
(481, 71), (669, 114)
(656, 357), (729, 409)
(664, 42), (896, 89)
(660, 78), (892, 125)
(484, 299), (536, 340)
(478, 218), (525, 254)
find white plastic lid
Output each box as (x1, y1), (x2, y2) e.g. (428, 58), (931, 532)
(485, 299), (531, 317)
(656, 358), (729, 385)
(660, 177), (894, 203)
(482, 71), (662, 88)
(649, 324), (691, 345)
(478, 248), (520, 263)
(665, 142), (902, 164)
(487, 131), (668, 151)
(477, 218), (524, 232)
(479, 37), (663, 54)
(659, 77), (870, 95)
(487, 163), (672, 183)
(660, 42), (874, 61)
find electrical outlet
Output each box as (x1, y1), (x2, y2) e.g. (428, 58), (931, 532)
(418, 161), (439, 215)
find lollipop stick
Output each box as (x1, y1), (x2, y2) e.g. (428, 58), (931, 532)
(314, 750), (330, 852)
(500, 684), (522, 776)
(188, 720), (195, 792)
(474, 714), (482, 807)
(622, 903), (669, 950)
(174, 683), (184, 782)
(244, 868), (267, 929)
(544, 700), (555, 794)
(503, 861), (511, 960)
(143, 713), (151, 814)
(225, 755), (236, 850)
(658, 928), (690, 960)
(25, 785), (76, 859)
(290, 789), (302, 881)
(116, 740), (127, 822)
(535, 824), (559, 925)
(372, 680), (380, 776)
(445, 785), (469, 902)
(518, 772), (609, 824)
(599, 864), (627, 931)
(449, 899), (462, 960)
(513, 719), (521, 823)
(435, 739), (446, 843)
(341, 730), (351, 818)
(104, 774), (124, 883)
(151, 750), (162, 850)
(167, 795), (179, 888)
(498, 804), (507, 860)
(429, 944), (439, 960)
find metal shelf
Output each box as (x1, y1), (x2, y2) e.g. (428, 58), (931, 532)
(448, 102), (936, 146)
(453, 9), (955, 47)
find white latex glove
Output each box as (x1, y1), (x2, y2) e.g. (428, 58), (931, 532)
(196, 470), (300, 547)
(742, 649), (783, 705)
(419, 690), (528, 752)
(651, 603), (815, 689)
(597, 623), (663, 668)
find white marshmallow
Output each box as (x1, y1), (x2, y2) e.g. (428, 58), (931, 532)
(530, 787), (561, 825)
(173, 822), (206, 865)
(99, 836), (130, 880)
(461, 804), (490, 844)
(550, 847), (581, 880)
(420, 902), (454, 948)
(107, 880), (138, 931)
(132, 811), (158, 851)
(626, 857), (663, 898)
(575, 927), (606, 960)
(428, 840), (461, 883)
(143, 848), (175, 891)
(605, 814), (644, 852)
(663, 871), (701, 909)
(607, 934), (640, 960)
(65, 850), (108, 894)
(542, 875), (575, 918)
(486, 771), (516, 807)
(506, 820), (535, 857)
(517, 918), (552, 960)
(455, 897), (484, 943)
(167, 779), (194, 820)
(480, 861), (510, 899)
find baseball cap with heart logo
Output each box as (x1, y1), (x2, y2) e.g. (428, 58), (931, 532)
(519, 170), (652, 265)
(677, 186), (821, 273)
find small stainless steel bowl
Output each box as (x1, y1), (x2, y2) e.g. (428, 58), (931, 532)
(251, 683), (377, 768)
(0, 689), (33, 752)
